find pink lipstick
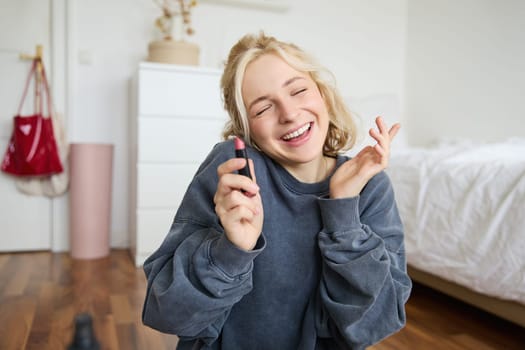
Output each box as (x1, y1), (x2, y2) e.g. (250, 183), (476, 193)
(234, 136), (252, 179)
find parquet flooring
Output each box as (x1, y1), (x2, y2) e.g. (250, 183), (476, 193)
(0, 249), (523, 349)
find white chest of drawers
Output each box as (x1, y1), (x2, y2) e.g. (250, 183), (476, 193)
(129, 62), (227, 266)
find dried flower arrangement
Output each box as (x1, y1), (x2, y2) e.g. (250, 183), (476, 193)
(154, 0), (197, 40)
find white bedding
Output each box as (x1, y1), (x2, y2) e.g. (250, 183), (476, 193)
(387, 138), (525, 304)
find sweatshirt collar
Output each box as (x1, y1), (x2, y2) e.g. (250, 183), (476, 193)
(268, 155), (347, 196)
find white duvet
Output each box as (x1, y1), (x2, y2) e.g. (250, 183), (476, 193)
(386, 138), (525, 305)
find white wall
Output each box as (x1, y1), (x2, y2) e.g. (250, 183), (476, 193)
(70, 0), (408, 248)
(404, 0), (525, 146)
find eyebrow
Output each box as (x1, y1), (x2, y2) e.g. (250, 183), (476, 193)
(246, 76), (306, 111)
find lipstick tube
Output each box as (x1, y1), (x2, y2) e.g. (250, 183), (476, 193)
(234, 137), (252, 179)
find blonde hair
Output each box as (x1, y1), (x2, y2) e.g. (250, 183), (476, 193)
(221, 32), (357, 156)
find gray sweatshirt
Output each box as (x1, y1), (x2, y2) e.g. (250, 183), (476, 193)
(142, 140), (412, 349)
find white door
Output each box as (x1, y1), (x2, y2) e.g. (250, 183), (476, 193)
(0, 0), (53, 251)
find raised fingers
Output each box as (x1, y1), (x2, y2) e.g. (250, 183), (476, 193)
(369, 117), (401, 146)
(376, 116), (388, 135)
(388, 122), (401, 140)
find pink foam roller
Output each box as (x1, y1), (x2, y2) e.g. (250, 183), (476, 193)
(69, 143), (114, 259)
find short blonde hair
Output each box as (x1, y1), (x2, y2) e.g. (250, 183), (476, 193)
(221, 32), (357, 156)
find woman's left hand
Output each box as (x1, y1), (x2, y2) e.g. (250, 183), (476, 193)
(330, 116), (400, 199)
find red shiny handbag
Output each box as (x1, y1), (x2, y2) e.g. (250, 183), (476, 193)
(1, 59), (63, 176)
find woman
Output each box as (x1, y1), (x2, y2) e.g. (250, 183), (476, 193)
(142, 32), (412, 350)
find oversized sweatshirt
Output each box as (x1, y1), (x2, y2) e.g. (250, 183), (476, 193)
(142, 140), (412, 350)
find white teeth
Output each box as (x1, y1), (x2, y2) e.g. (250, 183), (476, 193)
(282, 123), (311, 140)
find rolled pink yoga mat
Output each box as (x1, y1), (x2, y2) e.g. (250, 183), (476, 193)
(69, 143), (114, 259)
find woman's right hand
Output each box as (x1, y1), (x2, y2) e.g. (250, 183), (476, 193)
(330, 116), (400, 199)
(214, 158), (264, 251)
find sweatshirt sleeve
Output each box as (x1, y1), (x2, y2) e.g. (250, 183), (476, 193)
(316, 171), (412, 349)
(141, 142), (265, 345)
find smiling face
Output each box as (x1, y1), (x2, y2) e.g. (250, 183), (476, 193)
(241, 53), (331, 181)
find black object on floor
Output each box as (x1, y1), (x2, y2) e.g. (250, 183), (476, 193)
(68, 313), (101, 350)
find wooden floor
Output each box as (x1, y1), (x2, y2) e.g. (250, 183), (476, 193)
(0, 250), (523, 350)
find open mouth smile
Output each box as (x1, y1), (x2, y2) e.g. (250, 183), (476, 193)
(282, 123), (312, 141)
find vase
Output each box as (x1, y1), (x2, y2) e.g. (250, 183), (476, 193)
(69, 143), (113, 260)
(147, 39), (200, 66)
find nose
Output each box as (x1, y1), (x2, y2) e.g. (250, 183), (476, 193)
(278, 98), (299, 123)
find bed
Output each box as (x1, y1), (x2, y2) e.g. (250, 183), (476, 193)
(346, 94), (525, 326)
(386, 138), (525, 327)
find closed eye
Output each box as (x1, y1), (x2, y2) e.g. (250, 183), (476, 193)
(254, 104), (272, 117)
(292, 88), (307, 96)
